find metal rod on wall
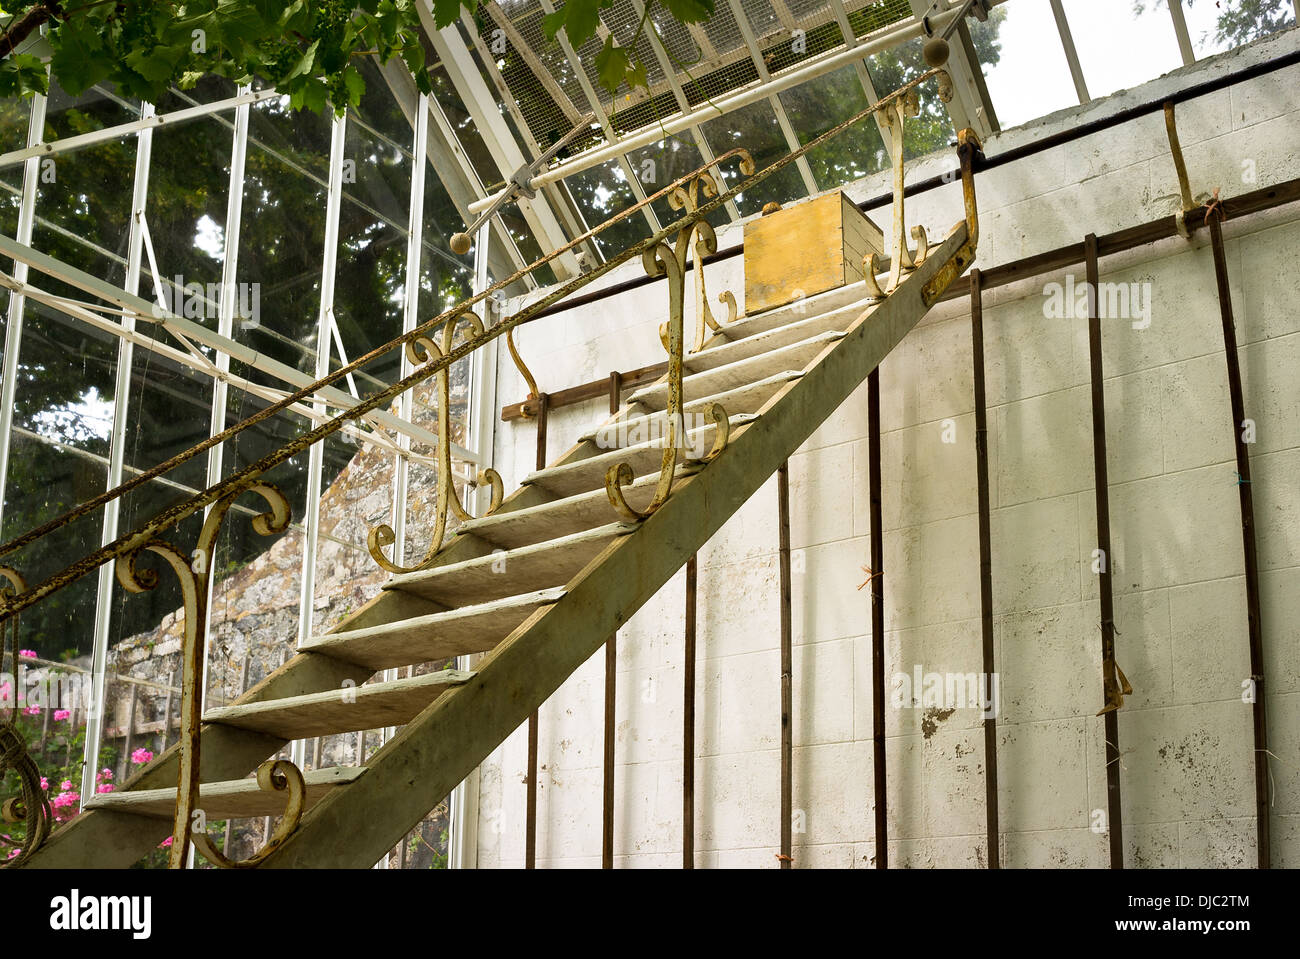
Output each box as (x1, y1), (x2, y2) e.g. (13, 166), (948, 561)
(1206, 211), (1270, 869)
(778, 462), (793, 869)
(683, 553), (697, 869)
(970, 268), (1000, 868)
(525, 390), (548, 869)
(1084, 233), (1125, 869)
(602, 371), (621, 869)
(868, 368), (887, 868)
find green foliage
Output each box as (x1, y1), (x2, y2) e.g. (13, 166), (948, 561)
(0, 1), (435, 115)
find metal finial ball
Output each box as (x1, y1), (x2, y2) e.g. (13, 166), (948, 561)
(450, 233), (472, 255)
(923, 36), (950, 68)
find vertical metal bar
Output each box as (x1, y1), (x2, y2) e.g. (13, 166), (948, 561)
(1084, 233), (1124, 870)
(1206, 213), (1270, 869)
(450, 219), (493, 872)
(83, 102), (155, 806)
(120, 683), (138, 783)
(602, 373), (620, 869)
(161, 668), (175, 751)
(683, 553), (697, 869)
(525, 390), (549, 869)
(1168, 0), (1196, 66)
(0, 92), (47, 536)
(868, 367), (887, 868)
(1049, 0), (1091, 104)
(777, 462), (793, 869)
(291, 112), (348, 773)
(970, 268), (999, 868)
(196, 84), (251, 758)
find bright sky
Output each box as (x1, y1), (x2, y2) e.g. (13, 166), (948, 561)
(980, 0), (1292, 128)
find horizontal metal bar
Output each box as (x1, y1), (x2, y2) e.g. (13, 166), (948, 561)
(0, 88), (283, 169)
(0, 234), (479, 463)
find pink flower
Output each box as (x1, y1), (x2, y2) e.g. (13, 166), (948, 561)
(96, 784), (114, 794)
(18, 649), (35, 659)
(0, 681), (11, 702)
(51, 790), (79, 818)
(22, 706), (39, 716)
(60, 780), (72, 791)
(96, 769), (113, 784)
(130, 748), (153, 765)
(5, 848), (17, 860)
(39, 777), (48, 791)
(53, 709), (70, 721)
(159, 836), (173, 848)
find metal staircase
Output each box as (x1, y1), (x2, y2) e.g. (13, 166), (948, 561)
(8, 75), (979, 869)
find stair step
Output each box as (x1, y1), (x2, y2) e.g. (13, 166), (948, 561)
(722, 277), (877, 340)
(629, 331), (843, 411)
(453, 473), (666, 549)
(203, 669), (475, 739)
(687, 300), (866, 372)
(83, 766), (365, 820)
(524, 413), (758, 498)
(301, 588), (566, 671)
(385, 523), (631, 606)
(579, 370), (801, 446)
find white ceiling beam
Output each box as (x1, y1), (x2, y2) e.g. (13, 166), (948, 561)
(536, 0), (662, 236)
(1049, 0), (1091, 104)
(420, 4), (582, 277)
(725, 0), (820, 196)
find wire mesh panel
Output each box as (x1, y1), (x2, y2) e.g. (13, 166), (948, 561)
(477, 0), (914, 159)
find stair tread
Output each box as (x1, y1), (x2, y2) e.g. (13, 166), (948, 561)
(83, 766), (364, 819)
(628, 331), (844, 409)
(453, 473), (665, 549)
(203, 669), (475, 739)
(720, 277), (876, 340)
(688, 300), (868, 372)
(578, 370), (802, 446)
(523, 413), (758, 497)
(301, 587), (566, 670)
(385, 523), (630, 606)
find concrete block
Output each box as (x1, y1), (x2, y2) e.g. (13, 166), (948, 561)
(1168, 576), (1251, 704)
(991, 494), (1082, 614)
(997, 718), (1090, 833)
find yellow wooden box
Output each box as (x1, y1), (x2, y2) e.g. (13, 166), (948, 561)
(742, 190), (886, 315)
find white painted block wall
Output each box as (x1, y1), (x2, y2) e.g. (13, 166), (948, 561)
(473, 28), (1300, 868)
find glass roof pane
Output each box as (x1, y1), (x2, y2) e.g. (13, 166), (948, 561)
(702, 98), (806, 215)
(626, 134), (709, 229)
(778, 63), (888, 187)
(559, 160), (645, 259)
(971, 0), (1079, 128)
(1180, 0), (1296, 59)
(1060, 0), (1183, 100)
(866, 37), (956, 160)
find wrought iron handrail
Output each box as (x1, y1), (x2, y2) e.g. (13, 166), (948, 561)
(0, 64), (976, 868)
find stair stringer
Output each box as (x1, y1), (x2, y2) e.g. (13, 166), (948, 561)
(255, 221), (972, 868)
